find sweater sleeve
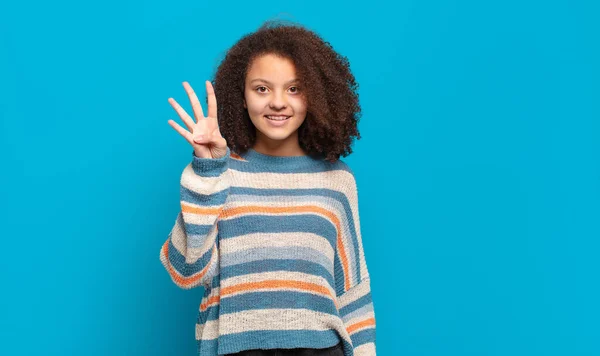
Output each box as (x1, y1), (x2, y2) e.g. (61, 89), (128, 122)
(334, 167), (377, 355)
(159, 147), (231, 289)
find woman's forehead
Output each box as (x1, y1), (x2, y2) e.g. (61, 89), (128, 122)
(246, 54), (298, 81)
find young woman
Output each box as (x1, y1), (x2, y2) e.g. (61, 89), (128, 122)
(160, 21), (377, 356)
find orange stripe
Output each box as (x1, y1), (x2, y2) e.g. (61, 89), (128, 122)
(161, 240), (214, 287)
(221, 205), (352, 291)
(221, 279), (339, 309)
(200, 295), (220, 311)
(230, 152), (245, 161)
(347, 317), (375, 334)
(182, 203), (222, 215)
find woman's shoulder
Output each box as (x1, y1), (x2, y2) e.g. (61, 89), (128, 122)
(323, 156), (355, 177)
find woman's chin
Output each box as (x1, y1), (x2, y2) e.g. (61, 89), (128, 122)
(256, 127), (294, 142)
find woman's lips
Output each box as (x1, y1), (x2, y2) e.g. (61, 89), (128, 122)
(265, 115), (291, 127)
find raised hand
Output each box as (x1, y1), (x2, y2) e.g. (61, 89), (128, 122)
(168, 81), (228, 159)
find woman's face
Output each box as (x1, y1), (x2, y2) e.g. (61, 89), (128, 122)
(244, 53), (307, 148)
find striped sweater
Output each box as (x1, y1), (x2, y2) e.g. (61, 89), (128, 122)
(159, 146), (377, 356)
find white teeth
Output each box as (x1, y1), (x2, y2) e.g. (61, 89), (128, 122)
(266, 115), (290, 121)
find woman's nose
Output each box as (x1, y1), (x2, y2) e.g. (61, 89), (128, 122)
(269, 90), (287, 109)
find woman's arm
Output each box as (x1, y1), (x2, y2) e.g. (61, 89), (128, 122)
(160, 80), (230, 289)
(160, 148), (231, 289)
(334, 167), (377, 355)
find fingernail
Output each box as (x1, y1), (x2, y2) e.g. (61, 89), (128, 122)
(195, 135), (204, 142)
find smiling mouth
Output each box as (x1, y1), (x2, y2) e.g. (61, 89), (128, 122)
(265, 115), (291, 121)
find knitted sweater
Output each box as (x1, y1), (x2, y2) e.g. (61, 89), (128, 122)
(159, 146), (377, 356)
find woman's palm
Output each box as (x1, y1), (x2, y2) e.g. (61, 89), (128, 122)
(167, 81), (228, 159)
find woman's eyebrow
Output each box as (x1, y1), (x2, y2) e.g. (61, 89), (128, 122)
(250, 78), (299, 85)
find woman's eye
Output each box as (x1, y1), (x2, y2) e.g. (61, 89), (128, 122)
(289, 86), (300, 94)
(256, 86), (268, 93)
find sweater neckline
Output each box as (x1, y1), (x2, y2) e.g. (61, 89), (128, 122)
(241, 148), (324, 170)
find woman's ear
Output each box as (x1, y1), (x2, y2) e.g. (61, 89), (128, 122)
(243, 99), (247, 109)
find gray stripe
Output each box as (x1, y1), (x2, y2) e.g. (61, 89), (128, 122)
(222, 245), (332, 272)
(342, 303), (373, 323)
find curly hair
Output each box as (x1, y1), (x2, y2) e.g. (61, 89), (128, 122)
(210, 20), (362, 163)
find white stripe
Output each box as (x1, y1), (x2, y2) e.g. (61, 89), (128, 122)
(181, 201), (221, 226)
(221, 232), (335, 262)
(196, 319), (219, 340)
(181, 164), (229, 196)
(221, 270), (330, 287)
(337, 278), (372, 308)
(354, 342), (376, 356)
(169, 214), (218, 263)
(230, 169), (355, 199)
(220, 308), (346, 334)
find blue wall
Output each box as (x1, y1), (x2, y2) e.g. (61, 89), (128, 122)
(1, 1), (598, 355)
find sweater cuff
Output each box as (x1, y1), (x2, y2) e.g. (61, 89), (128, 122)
(191, 147), (230, 177)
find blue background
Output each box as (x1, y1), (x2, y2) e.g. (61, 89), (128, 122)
(1, 0), (598, 355)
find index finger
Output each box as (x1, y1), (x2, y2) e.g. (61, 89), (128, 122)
(206, 80), (218, 120)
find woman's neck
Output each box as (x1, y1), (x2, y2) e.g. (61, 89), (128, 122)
(252, 134), (306, 157)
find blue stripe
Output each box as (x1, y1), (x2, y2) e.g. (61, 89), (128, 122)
(229, 156), (351, 174)
(221, 259), (334, 286)
(217, 329), (341, 355)
(218, 215), (338, 249)
(180, 185), (229, 205)
(182, 221), (213, 236)
(341, 303), (373, 324)
(167, 234), (213, 277)
(183, 222), (215, 249)
(198, 303), (219, 323)
(210, 274), (220, 289)
(191, 147), (229, 177)
(220, 290), (337, 315)
(334, 252), (345, 296)
(350, 328), (376, 347)
(197, 337), (218, 355)
(339, 292), (372, 317)
(187, 231), (215, 248)
(221, 245), (331, 271)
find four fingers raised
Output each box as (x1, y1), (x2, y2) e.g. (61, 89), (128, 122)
(168, 80), (223, 147)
